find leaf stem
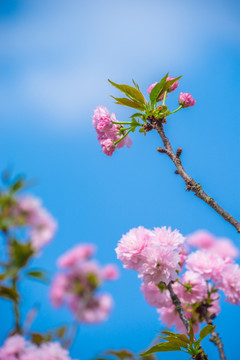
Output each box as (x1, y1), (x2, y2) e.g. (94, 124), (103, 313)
(112, 121), (132, 125)
(162, 91), (167, 105)
(12, 276), (21, 334)
(169, 105), (182, 114)
(114, 129), (132, 146)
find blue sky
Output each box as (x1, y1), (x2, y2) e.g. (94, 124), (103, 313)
(0, 0), (240, 359)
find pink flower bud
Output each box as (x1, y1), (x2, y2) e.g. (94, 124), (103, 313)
(166, 76), (179, 92)
(179, 92), (196, 108)
(147, 82), (157, 95)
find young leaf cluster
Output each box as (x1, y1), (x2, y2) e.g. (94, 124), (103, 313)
(141, 324), (215, 359)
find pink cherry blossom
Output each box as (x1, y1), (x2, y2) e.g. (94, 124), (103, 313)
(92, 106), (132, 156)
(51, 244), (118, 323)
(220, 263), (240, 305)
(99, 138), (115, 156)
(152, 226), (185, 250)
(58, 244), (95, 268)
(141, 282), (171, 308)
(50, 273), (69, 307)
(179, 92), (196, 108)
(158, 305), (199, 334)
(175, 271), (207, 304)
(208, 238), (239, 260)
(115, 226), (151, 271)
(73, 294), (113, 323)
(147, 82), (158, 95)
(186, 250), (225, 282)
(101, 264), (119, 280)
(166, 76), (179, 92)
(187, 230), (216, 248)
(139, 245), (180, 285)
(0, 335), (77, 360)
(15, 196), (57, 252)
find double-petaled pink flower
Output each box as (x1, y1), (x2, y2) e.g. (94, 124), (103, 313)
(92, 105), (132, 156)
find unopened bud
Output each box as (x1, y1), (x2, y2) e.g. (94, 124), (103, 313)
(176, 148), (182, 158)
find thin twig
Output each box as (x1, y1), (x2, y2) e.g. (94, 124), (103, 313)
(152, 119), (240, 233)
(204, 315), (227, 360)
(167, 282), (190, 333)
(167, 283), (209, 360)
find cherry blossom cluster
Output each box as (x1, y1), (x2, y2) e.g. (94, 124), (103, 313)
(13, 195), (57, 252)
(93, 75), (196, 156)
(50, 244), (119, 323)
(116, 226), (240, 333)
(0, 334), (77, 360)
(92, 105), (132, 156)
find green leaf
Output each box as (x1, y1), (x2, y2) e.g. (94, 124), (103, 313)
(107, 349), (134, 360)
(31, 332), (52, 345)
(163, 76), (182, 93)
(111, 96), (146, 111)
(158, 337), (188, 349)
(9, 240), (34, 269)
(10, 176), (25, 193)
(130, 112), (144, 118)
(199, 324), (216, 340)
(108, 79), (146, 105)
(0, 286), (19, 301)
(141, 342), (181, 356)
(26, 270), (49, 284)
(132, 79), (140, 90)
(149, 73), (169, 103)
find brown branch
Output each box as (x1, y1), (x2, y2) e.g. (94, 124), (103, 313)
(210, 332), (226, 360)
(167, 282), (190, 333)
(204, 315), (227, 360)
(152, 119), (240, 233)
(167, 283), (209, 360)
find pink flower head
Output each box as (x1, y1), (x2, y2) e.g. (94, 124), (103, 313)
(101, 264), (119, 280)
(186, 250), (225, 282)
(71, 293), (113, 323)
(152, 226), (185, 250)
(208, 238), (239, 260)
(16, 196), (57, 252)
(139, 245), (180, 285)
(166, 76), (179, 92)
(187, 230), (216, 249)
(99, 138), (115, 156)
(58, 244), (95, 268)
(175, 271), (207, 304)
(0, 335), (77, 360)
(188, 230), (239, 260)
(141, 282), (171, 308)
(220, 263), (240, 305)
(179, 92), (196, 108)
(0, 335), (26, 358)
(50, 273), (69, 307)
(92, 106), (132, 156)
(115, 226), (151, 271)
(39, 342), (71, 360)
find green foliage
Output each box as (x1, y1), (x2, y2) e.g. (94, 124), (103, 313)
(0, 285), (19, 301)
(108, 80), (146, 105)
(26, 269), (49, 284)
(9, 240), (34, 270)
(111, 96), (146, 111)
(141, 324), (215, 358)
